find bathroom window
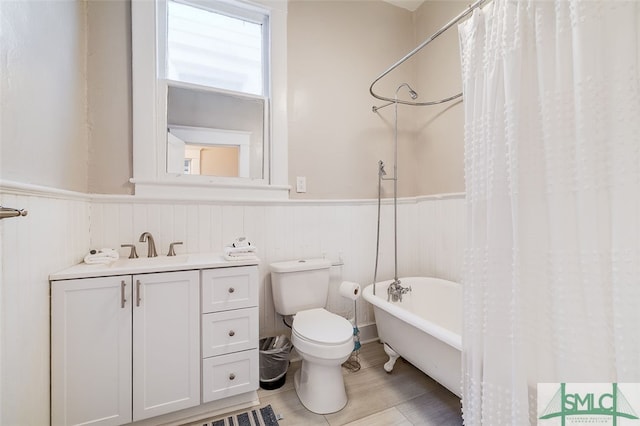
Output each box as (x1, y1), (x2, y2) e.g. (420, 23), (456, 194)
(166, 0), (267, 96)
(132, 0), (289, 199)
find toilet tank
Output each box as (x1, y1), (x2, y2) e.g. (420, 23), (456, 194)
(270, 259), (332, 316)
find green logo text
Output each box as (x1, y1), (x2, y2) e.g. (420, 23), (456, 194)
(539, 383), (639, 426)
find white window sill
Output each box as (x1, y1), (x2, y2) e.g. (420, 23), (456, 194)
(130, 178), (290, 201)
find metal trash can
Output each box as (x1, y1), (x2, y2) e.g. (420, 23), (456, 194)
(259, 335), (292, 390)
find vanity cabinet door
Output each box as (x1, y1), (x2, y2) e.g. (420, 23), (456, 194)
(132, 270), (200, 421)
(51, 276), (133, 426)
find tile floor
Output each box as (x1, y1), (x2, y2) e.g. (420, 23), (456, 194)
(198, 341), (463, 426)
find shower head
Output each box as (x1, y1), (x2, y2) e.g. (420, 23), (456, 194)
(395, 83), (419, 101)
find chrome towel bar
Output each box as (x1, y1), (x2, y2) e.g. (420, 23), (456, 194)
(0, 206), (28, 220)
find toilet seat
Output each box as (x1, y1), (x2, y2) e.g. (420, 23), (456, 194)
(292, 308), (353, 346)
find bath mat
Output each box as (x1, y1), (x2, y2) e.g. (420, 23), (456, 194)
(202, 404), (280, 426)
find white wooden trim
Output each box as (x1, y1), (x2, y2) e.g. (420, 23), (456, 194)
(0, 179), (464, 206)
(0, 180), (91, 201)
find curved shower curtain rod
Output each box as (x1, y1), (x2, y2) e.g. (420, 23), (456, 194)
(370, 0), (487, 112)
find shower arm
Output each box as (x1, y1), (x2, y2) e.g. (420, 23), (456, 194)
(370, 0), (487, 112)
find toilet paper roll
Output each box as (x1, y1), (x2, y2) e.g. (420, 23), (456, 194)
(339, 281), (361, 301)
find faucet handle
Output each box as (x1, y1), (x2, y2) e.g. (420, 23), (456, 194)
(121, 244), (138, 259)
(168, 242), (183, 257)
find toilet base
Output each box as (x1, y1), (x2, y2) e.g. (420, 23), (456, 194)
(294, 360), (347, 414)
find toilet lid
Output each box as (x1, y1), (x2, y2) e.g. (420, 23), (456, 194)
(293, 308), (353, 345)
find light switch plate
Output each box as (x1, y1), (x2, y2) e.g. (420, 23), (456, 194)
(296, 176), (306, 193)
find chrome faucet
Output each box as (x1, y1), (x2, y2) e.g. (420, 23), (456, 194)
(138, 232), (157, 257)
(387, 279), (411, 302)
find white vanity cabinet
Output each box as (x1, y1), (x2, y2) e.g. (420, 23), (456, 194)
(51, 270), (200, 426)
(201, 266), (259, 403)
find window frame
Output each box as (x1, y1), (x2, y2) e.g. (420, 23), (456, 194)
(131, 0), (289, 200)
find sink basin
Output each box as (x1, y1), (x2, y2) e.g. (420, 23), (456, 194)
(110, 254), (191, 269)
(105, 252), (230, 275)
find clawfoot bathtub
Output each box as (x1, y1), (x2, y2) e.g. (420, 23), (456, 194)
(363, 277), (462, 397)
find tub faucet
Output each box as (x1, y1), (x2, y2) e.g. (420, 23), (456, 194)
(139, 232), (157, 257)
(387, 279), (411, 302)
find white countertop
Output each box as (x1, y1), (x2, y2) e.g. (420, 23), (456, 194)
(50, 253), (260, 281)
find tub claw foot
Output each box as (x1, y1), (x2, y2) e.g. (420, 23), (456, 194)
(383, 343), (399, 373)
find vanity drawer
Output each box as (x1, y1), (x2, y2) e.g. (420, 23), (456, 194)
(202, 308), (258, 358)
(202, 350), (258, 403)
(201, 266), (258, 313)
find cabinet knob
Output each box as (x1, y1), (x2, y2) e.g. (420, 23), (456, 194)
(228, 330), (235, 337)
(228, 287), (235, 293)
(229, 373), (236, 381)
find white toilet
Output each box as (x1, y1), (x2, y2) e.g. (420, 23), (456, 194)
(270, 259), (354, 414)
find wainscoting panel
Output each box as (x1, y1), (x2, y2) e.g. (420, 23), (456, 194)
(417, 196), (466, 283)
(0, 189), (90, 425)
(90, 195), (465, 338)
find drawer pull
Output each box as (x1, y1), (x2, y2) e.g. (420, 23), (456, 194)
(228, 287), (235, 294)
(229, 373), (236, 381)
(228, 330), (235, 337)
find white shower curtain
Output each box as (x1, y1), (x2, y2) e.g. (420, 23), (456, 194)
(459, 1), (640, 424)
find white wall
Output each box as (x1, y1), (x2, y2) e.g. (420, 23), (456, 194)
(284, 0), (468, 198)
(0, 0), (88, 193)
(87, 0), (134, 195)
(287, 0), (419, 199)
(414, 1), (466, 195)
